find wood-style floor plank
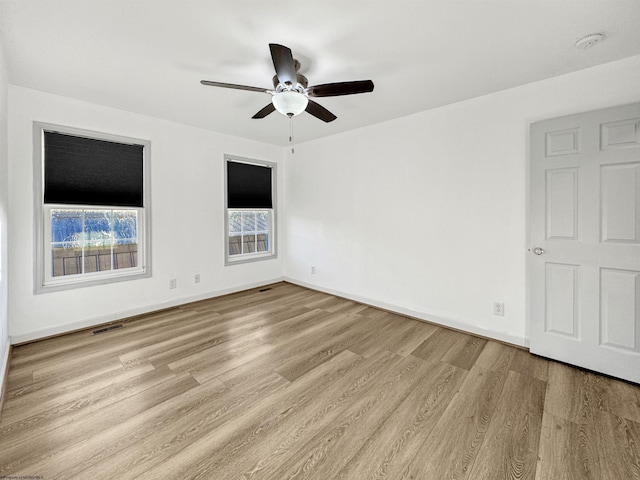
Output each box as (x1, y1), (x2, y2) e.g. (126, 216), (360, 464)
(334, 361), (468, 480)
(169, 349), (402, 480)
(63, 372), (289, 480)
(135, 349), (373, 480)
(467, 370), (546, 480)
(6, 374), (202, 478)
(1, 282), (639, 479)
(267, 355), (433, 480)
(410, 326), (470, 363)
(441, 334), (488, 370)
(403, 363), (511, 479)
(539, 361), (640, 480)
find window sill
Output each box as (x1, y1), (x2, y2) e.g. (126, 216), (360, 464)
(36, 269), (150, 294)
(225, 252), (277, 266)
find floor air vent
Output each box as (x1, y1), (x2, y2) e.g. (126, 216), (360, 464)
(92, 324), (124, 335)
(259, 287), (272, 292)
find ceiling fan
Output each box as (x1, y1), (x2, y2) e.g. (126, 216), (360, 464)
(201, 43), (374, 123)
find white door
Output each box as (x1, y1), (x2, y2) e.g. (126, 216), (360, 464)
(530, 103), (640, 384)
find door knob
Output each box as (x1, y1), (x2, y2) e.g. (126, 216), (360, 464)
(533, 247), (545, 255)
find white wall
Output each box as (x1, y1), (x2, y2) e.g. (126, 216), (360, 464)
(285, 55), (640, 346)
(8, 86), (284, 343)
(6, 55), (640, 348)
(0, 38), (10, 395)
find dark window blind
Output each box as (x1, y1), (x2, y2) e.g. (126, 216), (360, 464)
(227, 161), (273, 209)
(44, 131), (144, 207)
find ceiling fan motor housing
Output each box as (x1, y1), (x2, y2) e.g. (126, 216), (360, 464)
(272, 71), (308, 92)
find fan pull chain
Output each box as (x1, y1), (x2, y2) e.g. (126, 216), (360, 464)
(289, 116), (295, 154)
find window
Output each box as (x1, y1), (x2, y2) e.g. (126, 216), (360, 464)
(225, 155), (276, 264)
(35, 124), (150, 292)
(45, 208), (140, 278)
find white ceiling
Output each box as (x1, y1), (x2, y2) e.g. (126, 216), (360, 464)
(1, 0), (639, 146)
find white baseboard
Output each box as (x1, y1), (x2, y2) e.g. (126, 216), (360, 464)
(284, 277), (528, 348)
(10, 277), (285, 345)
(11, 275), (528, 349)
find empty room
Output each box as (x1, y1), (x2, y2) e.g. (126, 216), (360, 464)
(0, 1), (639, 478)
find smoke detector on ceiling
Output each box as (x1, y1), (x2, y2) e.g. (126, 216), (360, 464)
(575, 33), (604, 49)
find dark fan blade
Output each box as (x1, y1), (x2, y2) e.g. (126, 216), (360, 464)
(252, 103), (276, 119)
(306, 80), (374, 97)
(200, 80), (269, 93)
(269, 43), (297, 87)
(305, 100), (337, 123)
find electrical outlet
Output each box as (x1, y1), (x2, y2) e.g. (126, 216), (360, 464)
(493, 302), (504, 316)
(311, 266), (316, 275)
(194, 274), (200, 284)
(169, 278), (177, 289)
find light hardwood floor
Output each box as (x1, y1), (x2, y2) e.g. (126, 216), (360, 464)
(1, 282), (639, 479)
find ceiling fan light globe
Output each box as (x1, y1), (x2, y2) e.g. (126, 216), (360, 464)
(272, 91), (308, 117)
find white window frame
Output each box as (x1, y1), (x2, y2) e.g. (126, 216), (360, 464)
(43, 205), (146, 286)
(34, 123), (151, 293)
(224, 155), (277, 265)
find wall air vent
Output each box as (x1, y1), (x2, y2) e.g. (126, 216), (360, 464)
(92, 324), (125, 335)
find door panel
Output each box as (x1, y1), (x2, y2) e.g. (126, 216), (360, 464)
(600, 117), (640, 150)
(600, 162), (640, 243)
(600, 268), (640, 352)
(545, 263), (580, 338)
(530, 103), (640, 384)
(545, 168), (578, 240)
(545, 128), (581, 156)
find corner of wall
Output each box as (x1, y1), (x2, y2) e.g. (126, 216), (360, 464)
(0, 36), (11, 406)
